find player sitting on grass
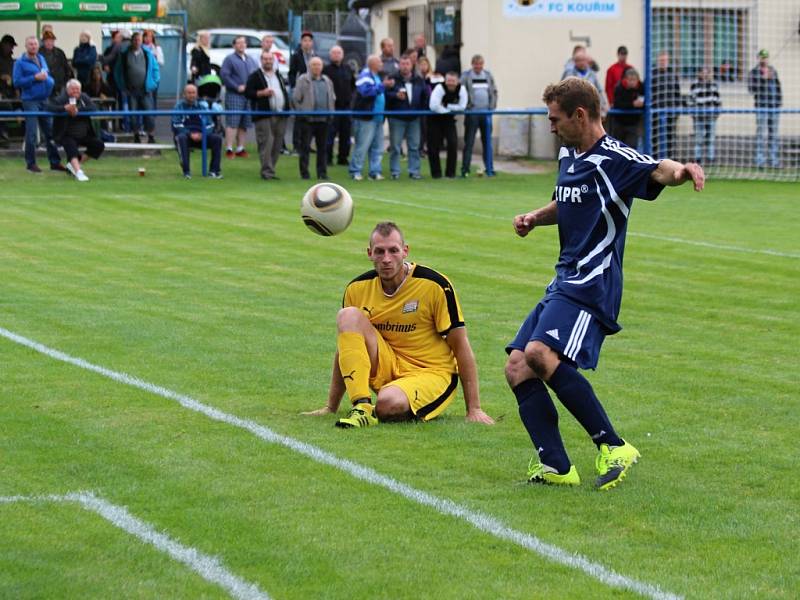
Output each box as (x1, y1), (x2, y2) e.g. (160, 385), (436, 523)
(505, 77), (704, 489)
(302, 221), (495, 427)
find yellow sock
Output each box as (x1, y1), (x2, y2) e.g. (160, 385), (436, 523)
(337, 332), (372, 404)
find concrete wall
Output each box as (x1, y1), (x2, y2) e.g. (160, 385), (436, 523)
(461, 0), (646, 157)
(462, 1), (645, 110)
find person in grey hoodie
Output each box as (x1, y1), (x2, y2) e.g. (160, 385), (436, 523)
(460, 54), (497, 177)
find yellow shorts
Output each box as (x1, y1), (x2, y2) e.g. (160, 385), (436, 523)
(370, 333), (459, 421)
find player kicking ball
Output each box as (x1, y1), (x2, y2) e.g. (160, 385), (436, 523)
(505, 78), (704, 490)
(302, 221), (494, 427)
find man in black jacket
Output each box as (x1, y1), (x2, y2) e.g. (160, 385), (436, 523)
(245, 50), (290, 180)
(288, 31), (315, 154)
(611, 67), (645, 150)
(47, 79), (104, 182)
(40, 30), (72, 96)
(748, 49), (782, 168)
(323, 45), (354, 166)
(435, 44), (461, 78)
(288, 31), (314, 88)
(651, 51), (682, 159)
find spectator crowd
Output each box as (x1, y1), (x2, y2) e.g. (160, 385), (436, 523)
(0, 26), (786, 181)
(3, 25), (169, 178)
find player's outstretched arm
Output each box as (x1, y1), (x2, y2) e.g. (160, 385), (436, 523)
(300, 351), (344, 416)
(446, 327), (495, 425)
(652, 159), (705, 191)
(513, 200), (558, 237)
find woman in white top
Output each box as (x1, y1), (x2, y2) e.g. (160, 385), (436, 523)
(142, 29), (164, 65)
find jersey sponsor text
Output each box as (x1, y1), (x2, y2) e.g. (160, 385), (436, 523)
(374, 321), (417, 333)
(555, 185), (583, 203)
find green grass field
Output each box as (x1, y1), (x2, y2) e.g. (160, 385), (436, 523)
(1, 151), (798, 599)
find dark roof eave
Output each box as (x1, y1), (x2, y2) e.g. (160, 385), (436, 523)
(349, 0), (382, 8)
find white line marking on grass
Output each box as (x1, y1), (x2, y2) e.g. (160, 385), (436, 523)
(627, 231), (800, 259)
(359, 193), (799, 259)
(0, 491), (269, 600)
(0, 327), (680, 600)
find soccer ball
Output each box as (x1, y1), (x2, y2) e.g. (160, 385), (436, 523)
(300, 182), (354, 236)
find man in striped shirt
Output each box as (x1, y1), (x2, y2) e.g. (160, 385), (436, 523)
(505, 77), (704, 490)
(689, 66), (721, 164)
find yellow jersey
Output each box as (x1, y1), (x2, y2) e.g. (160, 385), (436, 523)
(343, 262), (465, 373)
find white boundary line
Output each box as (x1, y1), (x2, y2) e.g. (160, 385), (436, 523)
(0, 491), (269, 600)
(0, 326), (681, 600)
(358, 193), (800, 259)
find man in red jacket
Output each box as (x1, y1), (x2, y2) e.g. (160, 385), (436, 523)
(605, 45), (632, 137)
(605, 46), (631, 107)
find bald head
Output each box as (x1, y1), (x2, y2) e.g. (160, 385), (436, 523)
(329, 45), (343, 64)
(183, 83), (198, 103)
(309, 56), (323, 77)
(24, 36), (39, 56)
(367, 54), (381, 73)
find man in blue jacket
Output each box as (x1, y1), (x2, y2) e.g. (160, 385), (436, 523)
(220, 35), (258, 158)
(385, 53), (428, 179)
(12, 36), (64, 173)
(349, 55), (386, 181)
(172, 83), (222, 179)
(115, 32), (160, 143)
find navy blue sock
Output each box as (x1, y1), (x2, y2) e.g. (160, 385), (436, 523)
(513, 378), (571, 474)
(546, 362), (623, 447)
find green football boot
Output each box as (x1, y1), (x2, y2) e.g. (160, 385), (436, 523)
(527, 458), (581, 486)
(335, 403), (378, 429)
(595, 441), (640, 490)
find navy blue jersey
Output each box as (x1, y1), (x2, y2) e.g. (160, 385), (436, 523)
(546, 135), (664, 333)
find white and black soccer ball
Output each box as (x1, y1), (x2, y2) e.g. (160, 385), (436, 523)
(300, 182), (354, 236)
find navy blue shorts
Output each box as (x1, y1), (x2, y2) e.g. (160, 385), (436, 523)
(506, 297), (607, 369)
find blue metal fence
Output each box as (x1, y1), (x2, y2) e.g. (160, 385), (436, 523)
(4, 106), (798, 177)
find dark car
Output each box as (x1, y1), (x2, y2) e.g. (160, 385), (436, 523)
(311, 32), (367, 74)
(306, 13), (368, 73)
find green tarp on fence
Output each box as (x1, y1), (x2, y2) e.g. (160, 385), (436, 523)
(0, 0), (158, 21)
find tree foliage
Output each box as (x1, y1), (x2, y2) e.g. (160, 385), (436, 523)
(171, 0), (348, 32)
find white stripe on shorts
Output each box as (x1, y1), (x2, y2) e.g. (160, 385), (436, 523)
(563, 310), (585, 358)
(564, 310), (591, 361)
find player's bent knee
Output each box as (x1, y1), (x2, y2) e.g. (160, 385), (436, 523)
(336, 306), (370, 332)
(375, 387), (413, 421)
(504, 350), (529, 388)
(524, 341), (558, 379)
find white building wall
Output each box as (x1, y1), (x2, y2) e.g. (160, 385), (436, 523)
(363, 0), (798, 154)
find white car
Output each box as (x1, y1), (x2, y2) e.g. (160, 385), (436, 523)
(188, 28), (291, 79)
